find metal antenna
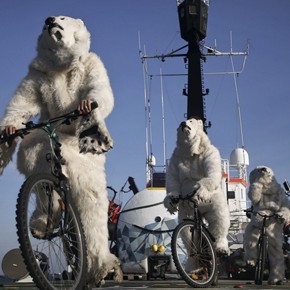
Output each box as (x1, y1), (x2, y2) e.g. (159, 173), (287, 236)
(230, 31), (245, 148)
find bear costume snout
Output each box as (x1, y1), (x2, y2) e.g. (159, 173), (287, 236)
(45, 17), (56, 26)
(180, 121), (191, 132)
(44, 16), (64, 40)
(260, 167), (268, 173)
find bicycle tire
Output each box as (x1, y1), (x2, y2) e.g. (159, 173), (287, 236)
(171, 220), (218, 288)
(255, 235), (266, 285)
(16, 173), (88, 290)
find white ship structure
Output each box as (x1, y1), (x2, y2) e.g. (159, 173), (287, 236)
(117, 61), (250, 278)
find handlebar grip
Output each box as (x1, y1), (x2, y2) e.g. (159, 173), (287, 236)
(187, 191), (196, 199)
(171, 197), (179, 204)
(0, 128), (27, 145)
(91, 101), (98, 110)
(70, 101), (98, 118)
(0, 131), (8, 144)
(283, 180), (290, 192)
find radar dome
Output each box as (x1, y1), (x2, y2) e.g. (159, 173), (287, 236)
(147, 154), (156, 166)
(230, 148), (249, 168)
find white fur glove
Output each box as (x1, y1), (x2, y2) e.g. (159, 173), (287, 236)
(193, 182), (212, 203)
(164, 192), (179, 214)
(276, 210), (290, 224)
(0, 141), (17, 175)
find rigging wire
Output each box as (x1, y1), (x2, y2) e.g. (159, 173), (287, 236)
(142, 48), (149, 165)
(230, 32), (245, 148)
(160, 67), (167, 170)
(148, 76), (154, 156)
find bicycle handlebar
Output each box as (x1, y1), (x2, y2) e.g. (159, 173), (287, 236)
(171, 189), (198, 204)
(0, 101), (98, 145)
(244, 208), (280, 219)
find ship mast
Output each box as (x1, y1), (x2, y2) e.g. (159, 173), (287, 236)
(139, 0), (249, 186)
(177, 0), (209, 125)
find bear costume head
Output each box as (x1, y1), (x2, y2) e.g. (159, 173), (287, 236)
(34, 16), (91, 71)
(249, 166), (278, 194)
(176, 117), (210, 156)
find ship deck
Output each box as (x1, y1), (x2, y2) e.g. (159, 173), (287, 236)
(1, 279), (290, 289)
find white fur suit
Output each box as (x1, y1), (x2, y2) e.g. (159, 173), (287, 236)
(164, 118), (230, 255)
(244, 166), (290, 285)
(0, 16), (122, 286)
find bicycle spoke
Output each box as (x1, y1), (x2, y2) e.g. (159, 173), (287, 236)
(171, 220), (217, 288)
(16, 174), (87, 290)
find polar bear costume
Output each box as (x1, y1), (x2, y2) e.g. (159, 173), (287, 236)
(0, 16), (122, 286)
(164, 117), (230, 255)
(244, 166), (290, 285)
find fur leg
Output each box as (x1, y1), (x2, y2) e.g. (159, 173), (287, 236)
(62, 151), (121, 287)
(267, 224), (285, 284)
(214, 237), (230, 256)
(243, 223), (260, 265)
(29, 188), (61, 239)
(93, 254), (123, 286)
(204, 201), (230, 255)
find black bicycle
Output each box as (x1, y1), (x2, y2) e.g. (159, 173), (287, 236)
(245, 208), (279, 285)
(0, 103), (98, 290)
(170, 192), (218, 288)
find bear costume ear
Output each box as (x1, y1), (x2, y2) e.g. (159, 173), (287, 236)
(74, 19), (91, 44)
(191, 119), (210, 155)
(197, 119), (204, 130)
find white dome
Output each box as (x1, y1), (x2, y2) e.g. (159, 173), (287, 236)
(230, 148), (249, 168)
(147, 154), (156, 166)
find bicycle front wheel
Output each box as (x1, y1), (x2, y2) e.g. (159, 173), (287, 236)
(16, 173), (87, 290)
(171, 220), (217, 288)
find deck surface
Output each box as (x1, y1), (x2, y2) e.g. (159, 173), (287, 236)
(1, 279), (290, 290)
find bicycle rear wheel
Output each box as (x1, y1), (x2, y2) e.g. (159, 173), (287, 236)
(171, 220), (217, 288)
(255, 236), (266, 285)
(16, 173), (87, 290)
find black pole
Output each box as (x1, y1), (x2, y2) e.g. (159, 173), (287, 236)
(187, 34), (205, 122)
(177, 0), (209, 126)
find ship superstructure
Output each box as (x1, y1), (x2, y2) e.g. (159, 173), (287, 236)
(117, 0), (251, 277)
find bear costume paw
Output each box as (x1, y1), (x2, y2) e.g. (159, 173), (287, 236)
(164, 193), (179, 214)
(0, 141), (17, 175)
(194, 184), (212, 203)
(246, 259), (256, 267)
(268, 279), (285, 285)
(79, 124), (113, 154)
(77, 111), (113, 154)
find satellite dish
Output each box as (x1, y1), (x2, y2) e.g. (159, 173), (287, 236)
(2, 248), (28, 280)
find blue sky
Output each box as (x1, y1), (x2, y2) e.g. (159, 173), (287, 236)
(1, 0), (290, 274)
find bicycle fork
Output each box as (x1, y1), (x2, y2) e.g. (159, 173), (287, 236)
(255, 225), (267, 285)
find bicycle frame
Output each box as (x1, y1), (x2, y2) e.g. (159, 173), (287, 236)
(245, 208), (277, 285)
(41, 123), (72, 239)
(171, 192), (218, 287)
(173, 192), (216, 262)
(175, 194), (216, 244)
(0, 103), (97, 240)
(1, 104), (98, 290)
(255, 214), (268, 284)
